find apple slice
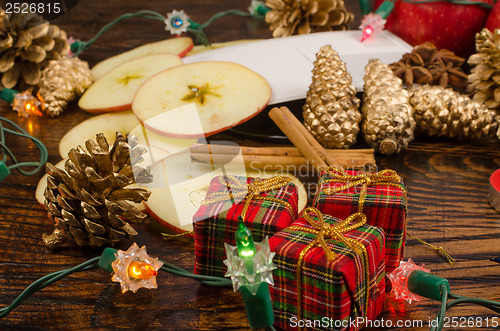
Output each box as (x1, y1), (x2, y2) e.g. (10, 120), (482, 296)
(59, 111), (197, 169)
(187, 39), (258, 56)
(132, 61), (271, 138)
(92, 36), (193, 80)
(79, 53), (183, 114)
(142, 152), (307, 236)
(35, 159), (67, 206)
(59, 111), (140, 158)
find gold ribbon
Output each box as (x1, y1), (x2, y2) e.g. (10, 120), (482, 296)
(322, 167), (403, 213)
(201, 175), (296, 221)
(289, 207), (371, 324)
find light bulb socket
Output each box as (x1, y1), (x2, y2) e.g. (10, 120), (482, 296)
(239, 282), (275, 329)
(374, 0), (394, 19)
(407, 270), (450, 302)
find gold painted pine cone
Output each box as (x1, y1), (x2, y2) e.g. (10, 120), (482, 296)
(265, 0), (354, 38)
(303, 44), (361, 149)
(362, 59), (415, 156)
(409, 84), (500, 141)
(0, 9), (70, 90)
(38, 57), (93, 117)
(42, 132), (153, 249)
(468, 28), (500, 113)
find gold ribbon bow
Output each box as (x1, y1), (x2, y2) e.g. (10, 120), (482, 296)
(201, 175), (295, 221)
(289, 207), (370, 323)
(323, 167), (402, 213)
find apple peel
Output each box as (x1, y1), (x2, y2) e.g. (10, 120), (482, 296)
(92, 36), (193, 80)
(132, 61), (272, 138)
(80, 53), (183, 114)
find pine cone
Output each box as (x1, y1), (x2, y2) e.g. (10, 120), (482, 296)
(42, 132), (153, 249)
(468, 28), (500, 112)
(409, 84), (500, 140)
(362, 59), (415, 155)
(302, 45), (361, 149)
(390, 42), (467, 89)
(265, 0), (354, 38)
(38, 57), (93, 117)
(0, 9), (69, 90)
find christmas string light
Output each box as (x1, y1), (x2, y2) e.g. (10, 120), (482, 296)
(388, 259), (500, 331)
(0, 243), (231, 319)
(70, 4), (269, 55)
(224, 220), (276, 330)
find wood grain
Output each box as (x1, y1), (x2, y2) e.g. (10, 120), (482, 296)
(0, 1), (499, 330)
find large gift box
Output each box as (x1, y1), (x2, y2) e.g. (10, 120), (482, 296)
(269, 207), (386, 331)
(313, 167), (407, 272)
(193, 175), (298, 276)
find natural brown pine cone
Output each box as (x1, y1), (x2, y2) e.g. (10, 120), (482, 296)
(265, 0), (354, 38)
(42, 132), (153, 249)
(0, 9), (69, 90)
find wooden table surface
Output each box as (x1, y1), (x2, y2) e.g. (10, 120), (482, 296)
(0, 0), (499, 330)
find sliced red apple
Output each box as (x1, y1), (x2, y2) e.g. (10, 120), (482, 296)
(132, 61), (271, 138)
(92, 37), (193, 80)
(35, 159), (67, 206)
(80, 53), (183, 114)
(59, 111), (197, 171)
(59, 111), (140, 158)
(142, 152), (307, 236)
(186, 39), (258, 56)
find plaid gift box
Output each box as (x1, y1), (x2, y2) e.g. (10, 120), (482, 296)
(193, 175), (298, 277)
(313, 167), (407, 272)
(269, 207), (385, 331)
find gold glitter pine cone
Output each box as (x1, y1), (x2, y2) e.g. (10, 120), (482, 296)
(38, 57), (93, 117)
(409, 84), (500, 141)
(42, 132), (153, 249)
(303, 44), (361, 149)
(468, 28), (500, 112)
(362, 59), (415, 156)
(265, 0), (354, 38)
(0, 9), (70, 90)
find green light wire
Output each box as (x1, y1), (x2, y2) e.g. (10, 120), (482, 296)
(430, 284), (500, 331)
(0, 117), (48, 176)
(0, 257), (100, 318)
(0, 254), (231, 319)
(71, 7), (267, 55)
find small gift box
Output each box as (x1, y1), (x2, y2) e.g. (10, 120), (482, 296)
(193, 175), (298, 277)
(313, 167), (407, 272)
(269, 207), (385, 331)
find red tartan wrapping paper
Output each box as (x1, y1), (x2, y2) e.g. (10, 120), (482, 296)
(313, 168), (407, 272)
(193, 175), (298, 277)
(269, 211), (386, 331)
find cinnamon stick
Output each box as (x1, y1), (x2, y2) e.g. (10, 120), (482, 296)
(269, 107), (328, 172)
(190, 144), (375, 170)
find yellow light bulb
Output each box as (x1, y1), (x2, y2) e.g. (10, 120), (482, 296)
(127, 261), (158, 280)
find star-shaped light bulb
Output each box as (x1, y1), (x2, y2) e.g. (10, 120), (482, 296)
(164, 10), (190, 35)
(12, 91), (44, 117)
(387, 258), (430, 304)
(111, 243), (163, 293)
(360, 13), (386, 41)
